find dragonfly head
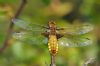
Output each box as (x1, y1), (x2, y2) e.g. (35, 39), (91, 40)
(48, 20), (56, 28)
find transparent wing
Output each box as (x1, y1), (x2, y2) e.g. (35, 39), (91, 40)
(58, 35), (93, 47)
(58, 23), (94, 35)
(12, 31), (48, 45)
(12, 18), (47, 32)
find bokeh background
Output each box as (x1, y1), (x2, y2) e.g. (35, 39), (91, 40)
(0, 0), (100, 66)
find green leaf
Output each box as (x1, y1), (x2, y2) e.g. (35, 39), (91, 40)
(42, 0), (51, 5)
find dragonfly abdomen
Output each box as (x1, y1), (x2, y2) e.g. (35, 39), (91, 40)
(48, 35), (58, 55)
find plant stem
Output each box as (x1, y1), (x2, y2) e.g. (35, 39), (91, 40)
(50, 54), (56, 66)
(0, 0), (27, 52)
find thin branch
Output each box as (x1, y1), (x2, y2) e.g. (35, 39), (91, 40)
(0, 0), (27, 52)
(83, 58), (96, 66)
(50, 54), (56, 66)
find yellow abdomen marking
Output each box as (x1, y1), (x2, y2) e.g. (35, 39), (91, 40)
(48, 35), (58, 55)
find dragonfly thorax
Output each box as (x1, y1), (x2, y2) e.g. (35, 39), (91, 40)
(48, 20), (57, 35)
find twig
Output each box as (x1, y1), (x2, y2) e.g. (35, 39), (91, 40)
(83, 58), (96, 66)
(50, 54), (56, 66)
(0, 0), (27, 52)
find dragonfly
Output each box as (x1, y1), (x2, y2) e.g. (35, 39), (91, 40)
(12, 18), (94, 56)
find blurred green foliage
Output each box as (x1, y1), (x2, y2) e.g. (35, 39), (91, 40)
(0, 0), (100, 66)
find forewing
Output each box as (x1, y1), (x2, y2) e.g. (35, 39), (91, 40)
(58, 35), (93, 47)
(12, 18), (47, 32)
(58, 23), (94, 35)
